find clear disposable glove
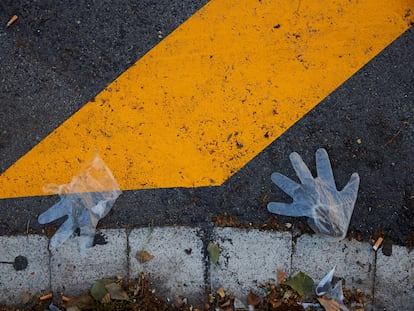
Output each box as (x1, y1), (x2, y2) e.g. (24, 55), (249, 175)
(38, 153), (121, 255)
(267, 148), (360, 239)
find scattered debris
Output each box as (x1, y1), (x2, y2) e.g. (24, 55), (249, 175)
(61, 296), (71, 302)
(381, 239), (393, 256)
(48, 304), (61, 311)
(247, 289), (261, 307)
(136, 250), (155, 263)
(0, 271), (372, 311)
(38, 153), (121, 255)
(39, 293), (53, 301)
(277, 268), (287, 284)
(284, 272), (314, 296)
(6, 15), (18, 27)
(216, 287), (226, 299)
(90, 279), (109, 302)
(317, 296), (340, 311)
(316, 267), (347, 310)
(207, 241), (220, 264)
(372, 237), (383, 251)
(267, 148), (360, 239)
(104, 282), (129, 301)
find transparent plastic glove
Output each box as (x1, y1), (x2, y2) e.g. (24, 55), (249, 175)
(267, 148), (360, 239)
(38, 153), (121, 255)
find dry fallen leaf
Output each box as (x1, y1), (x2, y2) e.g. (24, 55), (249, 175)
(174, 296), (188, 308)
(101, 292), (111, 304)
(136, 250), (154, 263)
(64, 294), (94, 310)
(317, 297), (340, 311)
(277, 268), (287, 284)
(90, 280), (108, 301)
(220, 299), (231, 308)
(105, 282), (129, 300)
(270, 299), (282, 309)
(207, 242), (220, 264)
(247, 289), (261, 306)
(217, 287), (226, 298)
(283, 271), (314, 296)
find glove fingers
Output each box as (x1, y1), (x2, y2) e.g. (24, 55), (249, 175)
(267, 202), (313, 217)
(38, 199), (68, 224)
(271, 173), (300, 197)
(340, 172), (360, 202)
(289, 152), (313, 184)
(49, 218), (74, 249)
(315, 148), (336, 187)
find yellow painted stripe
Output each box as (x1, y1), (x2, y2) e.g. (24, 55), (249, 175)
(1, 0), (412, 198)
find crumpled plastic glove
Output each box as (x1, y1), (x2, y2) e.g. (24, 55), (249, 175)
(38, 153), (121, 255)
(267, 148), (360, 239)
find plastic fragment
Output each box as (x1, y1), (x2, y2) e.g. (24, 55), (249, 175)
(315, 267), (335, 296)
(38, 153), (121, 255)
(267, 148), (360, 239)
(316, 268), (348, 311)
(48, 304), (61, 311)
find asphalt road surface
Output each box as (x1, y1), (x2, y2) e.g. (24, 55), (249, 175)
(0, 1), (413, 247)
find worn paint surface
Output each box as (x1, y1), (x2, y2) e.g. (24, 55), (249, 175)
(0, 0), (412, 198)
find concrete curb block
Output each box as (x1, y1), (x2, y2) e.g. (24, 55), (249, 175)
(292, 235), (375, 294)
(1, 227), (413, 310)
(50, 229), (128, 297)
(129, 227), (205, 302)
(374, 245), (414, 309)
(0, 235), (50, 303)
(210, 227), (291, 301)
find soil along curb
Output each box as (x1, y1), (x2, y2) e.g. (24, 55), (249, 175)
(0, 227), (413, 309)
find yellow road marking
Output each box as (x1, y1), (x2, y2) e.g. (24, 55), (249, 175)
(1, 0), (412, 198)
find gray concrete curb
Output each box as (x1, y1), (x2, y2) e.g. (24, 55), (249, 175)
(0, 227), (413, 310)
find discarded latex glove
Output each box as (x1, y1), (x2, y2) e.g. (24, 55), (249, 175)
(316, 267), (348, 311)
(38, 153), (121, 255)
(267, 148), (359, 239)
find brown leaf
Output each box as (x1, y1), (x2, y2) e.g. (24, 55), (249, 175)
(317, 297), (340, 311)
(217, 287), (226, 298)
(64, 294), (94, 310)
(277, 268), (287, 284)
(101, 292), (111, 304)
(270, 300), (282, 308)
(105, 282), (129, 300)
(247, 289), (261, 306)
(174, 296), (188, 308)
(220, 299), (231, 308)
(136, 250), (154, 263)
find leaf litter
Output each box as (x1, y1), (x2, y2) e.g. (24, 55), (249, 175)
(0, 270), (370, 311)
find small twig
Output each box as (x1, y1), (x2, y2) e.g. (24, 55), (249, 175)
(385, 128), (402, 146)
(26, 219), (30, 235)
